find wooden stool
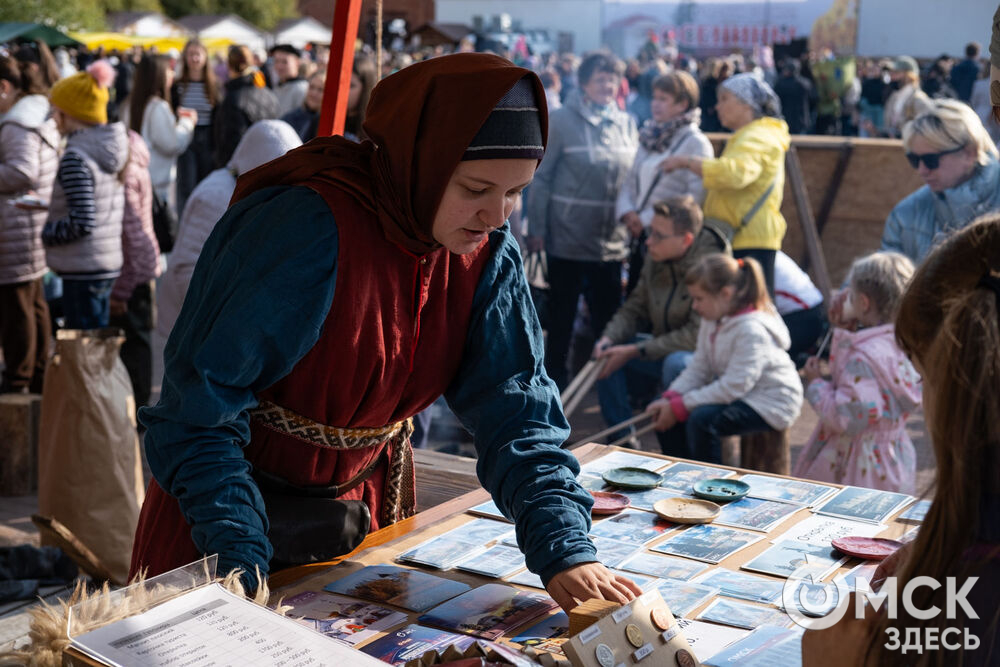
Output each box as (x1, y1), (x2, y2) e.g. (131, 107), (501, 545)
(740, 429), (791, 475)
(0, 393), (41, 495)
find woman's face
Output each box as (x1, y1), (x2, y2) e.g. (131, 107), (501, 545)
(651, 89), (688, 123)
(186, 45), (207, 73)
(907, 134), (978, 193)
(305, 75), (325, 112)
(347, 73), (363, 113)
(165, 66), (175, 90)
(582, 69), (620, 107)
(716, 88), (753, 130)
(0, 79), (16, 113)
(432, 159), (536, 255)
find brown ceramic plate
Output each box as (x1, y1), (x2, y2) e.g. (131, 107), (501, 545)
(832, 536), (904, 561)
(590, 490), (631, 515)
(653, 497), (721, 524)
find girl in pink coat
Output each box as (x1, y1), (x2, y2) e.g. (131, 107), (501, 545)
(795, 252), (922, 494)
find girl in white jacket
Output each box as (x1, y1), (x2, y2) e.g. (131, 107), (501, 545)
(648, 253), (802, 463)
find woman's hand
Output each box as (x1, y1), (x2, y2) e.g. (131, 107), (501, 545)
(803, 356), (823, 383)
(659, 155), (687, 173)
(596, 345), (639, 379)
(546, 562), (642, 613)
(646, 397), (677, 430)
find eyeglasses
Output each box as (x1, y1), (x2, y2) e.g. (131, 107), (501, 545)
(905, 146), (965, 170)
(648, 228), (685, 242)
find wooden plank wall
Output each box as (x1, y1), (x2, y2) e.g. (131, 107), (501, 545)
(705, 134), (925, 286)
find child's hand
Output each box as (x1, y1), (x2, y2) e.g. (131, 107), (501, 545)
(803, 356), (823, 383)
(646, 398), (677, 431)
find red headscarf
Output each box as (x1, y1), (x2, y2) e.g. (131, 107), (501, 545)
(231, 53), (548, 255)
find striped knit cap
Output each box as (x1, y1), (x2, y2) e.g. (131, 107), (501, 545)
(462, 76), (544, 160)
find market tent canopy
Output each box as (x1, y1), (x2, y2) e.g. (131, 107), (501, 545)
(0, 22), (82, 47)
(68, 32), (233, 53)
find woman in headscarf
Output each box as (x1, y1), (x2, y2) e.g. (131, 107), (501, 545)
(660, 73), (790, 295)
(130, 54), (641, 613)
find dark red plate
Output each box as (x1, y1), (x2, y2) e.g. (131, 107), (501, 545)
(832, 536), (904, 561)
(590, 490), (631, 515)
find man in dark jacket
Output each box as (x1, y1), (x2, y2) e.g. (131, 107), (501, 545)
(950, 42), (981, 102)
(774, 60), (815, 135)
(213, 45), (280, 168)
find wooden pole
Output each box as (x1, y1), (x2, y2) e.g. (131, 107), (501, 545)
(785, 146), (834, 304)
(318, 0), (364, 137)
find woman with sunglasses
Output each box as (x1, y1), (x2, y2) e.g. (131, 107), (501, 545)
(881, 99), (1000, 265)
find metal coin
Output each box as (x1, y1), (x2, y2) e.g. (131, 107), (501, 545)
(650, 607), (673, 631)
(676, 648), (697, 667)
(595, 643), (615, 667)
(625, 623), (644, 648)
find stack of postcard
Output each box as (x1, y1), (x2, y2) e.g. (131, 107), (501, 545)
(742, 540), (846, 580)
(714, 497), (803, 532)
(397, 518), (514, 569)
(416, 583), (559, 641)
(578, 451), (671, 476)
(589, 508), (676, 546)
(739, 474), (837, 507)
(692, 569), (784, 605)
(697, 598), (792, 630)
(454, 544), (527, 579)
(650, 524), (764, 564)
(702, 625), (803, 666)
(814, 486), (914, 524)
(658, 462), (736, 491)
(510, 611), (569, 654)
(282, 591), (408, 645)
(359, 624), (477, 665)
(618, 551), (710, 581)
(655, 579), (720, 617)
(324, 565), (471, 613)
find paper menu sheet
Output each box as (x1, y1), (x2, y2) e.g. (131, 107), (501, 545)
(70, 583), (385, 667)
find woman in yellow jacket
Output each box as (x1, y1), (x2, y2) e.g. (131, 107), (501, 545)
(660, 73), (789, 295)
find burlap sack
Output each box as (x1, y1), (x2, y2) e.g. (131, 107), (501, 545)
(37, 329), (144, 584)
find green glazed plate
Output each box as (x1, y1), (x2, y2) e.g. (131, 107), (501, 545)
(602, 467), (663, 490)
(692, 478), (750, 502)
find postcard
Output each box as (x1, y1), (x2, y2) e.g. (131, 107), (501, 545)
(702, 625), (802, 666)
(282, 591), (407, 645)
(591, 536), (642, 568)
(417, 583), (559, 641)
(607, 568), (659, 591)
(693, 569), (784, 604)
(455, 544), (526, 579)
(618, 486), (690, 512)
(739, 474), (837, 506)
(324, 565), (471, 612)
(658, 462), (736, 491)
(741, 540), (847, 580)
(511, 611), (569, 645)
(618, 551), (709, 581)
(697, 599), (791, 630)
(654, 579), (719, 617)
(468, 499), (510, 522)
(770, 514), (886, 546)
(674, 618), (750, 663)
(505, 569), (544, 589)
(782, 579), (842, 618)
(650, 524), (764, 563)
(838, 561), (880, 591)
(898, 499), (932, 523)
(579, 450), (670, 476)
(360, 624), (477, 665)
(589, 508), (676, 546)
(714, 497), (802, 532)
(397, 535), (485, 569)
(815, 486), (914, 525)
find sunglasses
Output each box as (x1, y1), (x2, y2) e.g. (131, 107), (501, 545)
(648, 228), (686, 242)
(905, 146), (965, 170)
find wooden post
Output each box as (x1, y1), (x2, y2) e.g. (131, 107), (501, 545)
(0, 393), (41, 496)
(785, 146), (834, 304)
(317, 0), (365, 137)
(740, 430), (791, 475)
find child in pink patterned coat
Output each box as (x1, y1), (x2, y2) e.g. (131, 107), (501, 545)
(794, 252), (922, 494)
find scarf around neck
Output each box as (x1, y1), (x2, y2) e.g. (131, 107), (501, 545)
(639, 108), (701, 153)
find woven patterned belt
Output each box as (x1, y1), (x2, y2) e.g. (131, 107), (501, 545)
(249, 400), (416, 525)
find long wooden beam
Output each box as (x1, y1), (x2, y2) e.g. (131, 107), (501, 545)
(318, 0), (364, 137)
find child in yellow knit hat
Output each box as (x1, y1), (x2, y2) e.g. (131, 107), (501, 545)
(45, 61), (130, 329)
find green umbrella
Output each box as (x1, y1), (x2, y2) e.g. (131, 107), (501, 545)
(0, 22), (83, 47)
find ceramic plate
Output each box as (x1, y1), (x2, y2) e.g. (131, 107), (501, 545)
(653, 497), (721, 524)
(590, 490), (631, 515)
(602, 467), (663, 490)
(831, 536), (904, 561)
(692, 478), (750, 502)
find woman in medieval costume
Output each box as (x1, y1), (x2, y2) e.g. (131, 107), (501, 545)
(130, 53), (641, 613)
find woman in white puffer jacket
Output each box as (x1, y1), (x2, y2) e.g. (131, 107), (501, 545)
(156, 120), (302, 338)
